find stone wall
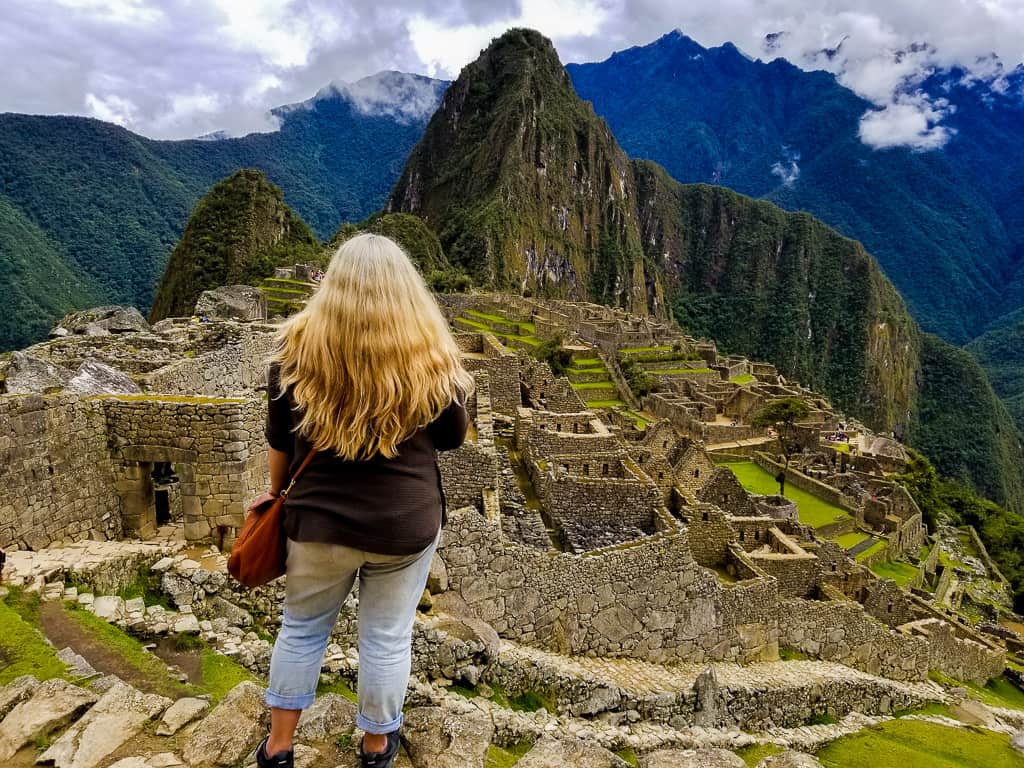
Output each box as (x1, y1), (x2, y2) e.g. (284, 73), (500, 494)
(0, 394), (120, 550)
(145, 330), (276, 397)
(907, 619), (1005, 684)
(682, 505), (736, 567)
(439, 507), (780, 664)
(457, 333), (520, 415)
(101, 396), (267, 546)
(780, 597), (930, 681)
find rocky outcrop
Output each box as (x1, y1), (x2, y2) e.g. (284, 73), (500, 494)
(51, 306), (150, 337)
(182, 682), (267, 767)
(156, 697), (210, 736)
(294, 694), (357, 742)
(193, 286), (267, 322)
(66, 360), (141, 397)
(0, 675), (40, 721)
(400, 706), (494, 768)
(517, 735), (629, 767)
(639, 748), (746, 768)
(39, 681), (171, 768)
(0, 678), (97, 760)
(3, 351), (74, 393)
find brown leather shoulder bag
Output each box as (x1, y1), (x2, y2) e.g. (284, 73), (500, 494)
(228, 450), (317, 587)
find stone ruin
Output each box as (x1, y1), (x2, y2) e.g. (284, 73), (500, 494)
(0, 292), (1020, 766)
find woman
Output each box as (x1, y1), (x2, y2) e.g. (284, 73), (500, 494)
(252, 233), (473, 768)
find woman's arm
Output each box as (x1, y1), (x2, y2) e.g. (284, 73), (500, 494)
(268, 446), (291, 496)
(428, 399), (470, 451)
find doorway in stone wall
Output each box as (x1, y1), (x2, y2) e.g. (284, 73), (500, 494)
(152, 462), (179, 526)
(116, 447), (197, 540)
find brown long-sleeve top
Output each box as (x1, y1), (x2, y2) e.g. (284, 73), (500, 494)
(265, 363), (469, 555)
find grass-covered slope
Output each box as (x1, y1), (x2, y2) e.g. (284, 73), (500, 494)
(634, 167), (919, 431)
(910, 334), (1024, 511)
(149, 169), (320, 321)
(0, 197), (102, 350)
(968, 309), (1024, 433)
(385, 28), (663, 314)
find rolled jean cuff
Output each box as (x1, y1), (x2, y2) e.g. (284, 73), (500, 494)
(265, 688), (316, 710)
(356, 711), (403, 735)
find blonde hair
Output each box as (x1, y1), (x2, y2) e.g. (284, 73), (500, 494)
(272, 233), (473, 460)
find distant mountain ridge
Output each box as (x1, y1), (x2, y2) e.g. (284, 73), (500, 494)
(567, 30), (1024, 345)
(0, 71), (443, 349)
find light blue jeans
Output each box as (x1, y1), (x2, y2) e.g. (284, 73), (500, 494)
(265, 533), (438, 734)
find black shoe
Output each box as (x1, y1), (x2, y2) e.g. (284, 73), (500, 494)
(358, 731), (401, 768)
(256, 737), (294, 768)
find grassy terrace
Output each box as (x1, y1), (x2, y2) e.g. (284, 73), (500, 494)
(834, 532), (872, 550)
(722, 461), (853, 529)
(815, 718), (1023, 767)
(729, 373), (756, 385)
(571, 381), (617, 390)
(619, 345), (674, 354)
(872, 559), (919, 586)
(856, 539), (889, 562)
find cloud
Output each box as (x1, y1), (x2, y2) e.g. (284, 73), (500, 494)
(1, 0), (1022, 145)
(771, 147), (801, 186)
(858, 94), (955, 151)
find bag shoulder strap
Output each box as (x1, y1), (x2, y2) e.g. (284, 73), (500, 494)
(280, 449), (317, 499)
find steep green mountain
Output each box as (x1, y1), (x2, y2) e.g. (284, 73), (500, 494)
(634, 167), (918, 432)
(968, 311), (1024, 432)
(386, 29), (663, 315)
(384, 28), (1024, 513)
(150, 170), (319, 321)
(567, 31), (1024, 345)
(0, 74), (442, 349)
(0, 197), (102, 349)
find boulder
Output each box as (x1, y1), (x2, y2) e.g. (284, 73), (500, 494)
(91, 595), (127, 623)
(294, 694), (357, 742)
(183, 681), (267, 767)
(0, 679), (97, 760)
(1013, 730), (1024, 756)
(400, 706), (493, 768)
(516, 735), (629, 767)
(107, 759), (151, 768)
(40, 681), (171, 768)
(55, 648), (99, 679)
(3, 351), (74, 394)
(756, 753), (825, 768)
(639, 748), (746, 768)
(156, 697), (210, 736)
(193, 286), (267, 322)
(427, 554), (448, 594)
(51, 306), (150, 336)
(207, 596), (253, 628)
(0, 675), (40, 721)
(66, 360), (141, 397)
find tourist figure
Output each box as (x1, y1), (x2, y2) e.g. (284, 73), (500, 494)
(254, 233), (473, 768)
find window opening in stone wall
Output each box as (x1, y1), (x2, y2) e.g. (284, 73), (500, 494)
(602, 463), (609, 476)
(694, 468), (700, 478)
(702, 511), (709, 521)
(583, 464), (589, 475)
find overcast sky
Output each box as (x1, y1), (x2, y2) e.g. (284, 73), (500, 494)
(3, 0), (1023, 149)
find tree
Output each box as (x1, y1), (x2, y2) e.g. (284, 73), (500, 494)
(532, 335), (572, 376)
(752, 398), (812, 495)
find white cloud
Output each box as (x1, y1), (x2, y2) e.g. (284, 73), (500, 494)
(858, 94), (955, 150)
(1, 0), (1022, 145)
(771, 148), (801, 186)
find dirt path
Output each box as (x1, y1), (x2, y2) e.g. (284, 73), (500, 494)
(37, 602), (182, 696)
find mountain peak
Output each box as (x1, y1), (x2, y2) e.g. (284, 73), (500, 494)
(274, 71), (447, 124)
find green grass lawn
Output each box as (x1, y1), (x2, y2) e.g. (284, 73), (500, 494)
(586, 399), (627, 408)
(737, 744), (784, 766)
(571, 381), (616, 389)
(856, 539), (889, 562)
(567, 365), (608, 375)
(723, 461), (853, 529)
(465, 309), (512, 324)
(834, 532), (872, 550)
(872, 560), (920, 586)
(0, 598), (68, 685)
(815, 719), (1023, 767)
(729, 374), (756, 385)
(573, 357), (602, 365)
(455, 316), (489, 330)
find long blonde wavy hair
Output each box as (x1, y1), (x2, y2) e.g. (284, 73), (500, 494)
(271, 233), (473, 460)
